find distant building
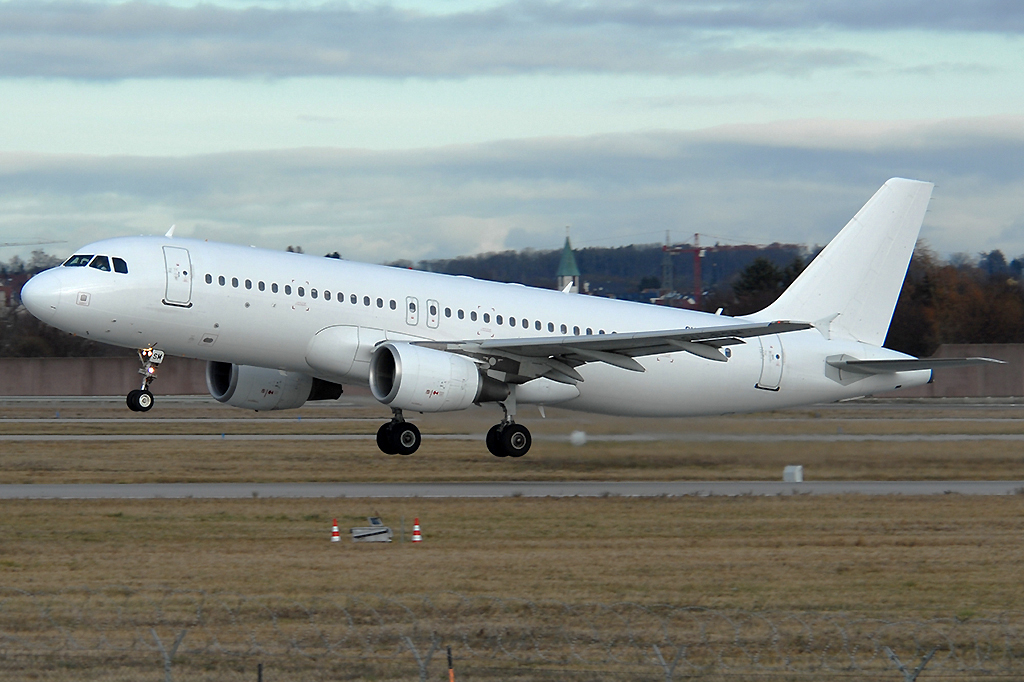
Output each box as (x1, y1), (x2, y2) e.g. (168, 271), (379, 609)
(556, 231), (581, 293)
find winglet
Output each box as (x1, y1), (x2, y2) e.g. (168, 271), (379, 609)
(165, 225), (176, 238)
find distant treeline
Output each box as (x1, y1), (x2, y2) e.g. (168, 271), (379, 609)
(3, 245), (1024, 358)
(404, 241), (808, 301)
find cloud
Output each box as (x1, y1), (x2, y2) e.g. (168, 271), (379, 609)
(1, 117), (1023, 264)
(4, 0), (1004, 79)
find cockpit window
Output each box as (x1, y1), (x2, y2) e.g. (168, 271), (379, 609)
(63, 254), (93, 267)
(112, 257), (128, 274)
(88, 256), (111, 271)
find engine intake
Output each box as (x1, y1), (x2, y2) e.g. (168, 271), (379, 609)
(206, 362), (342, 411)
(369, 342), (508, 412)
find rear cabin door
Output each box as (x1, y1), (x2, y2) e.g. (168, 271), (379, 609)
(162, 246), (193, 307)
(756, 334), (784, 391)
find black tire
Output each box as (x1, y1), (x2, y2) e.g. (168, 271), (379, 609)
(137, 390), (154, 412)
(486, 424), (506, 457)
(500, 423), (532, 458)
(376, 422), (398, 455)
(126, 389), (141, 412)
(391, 422), (421, 456)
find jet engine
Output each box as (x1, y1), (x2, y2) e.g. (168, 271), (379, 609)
(206, 362), (342, 411)
(369, 342), (508, 412)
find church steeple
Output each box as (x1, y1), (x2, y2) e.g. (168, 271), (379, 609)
(556, 226), (580, 293)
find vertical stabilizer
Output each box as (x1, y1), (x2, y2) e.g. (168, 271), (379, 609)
(754, 178), (933, 347)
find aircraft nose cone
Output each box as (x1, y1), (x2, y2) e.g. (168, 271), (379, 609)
(21, 270), (62, 321)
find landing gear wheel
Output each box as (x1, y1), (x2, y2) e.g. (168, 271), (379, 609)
(486, 424), (506, 457)
(126, 389), (154, 412)
(391, 422), (421, 456)
(500, 423), (531, 458)
(376, 422), (398, 455)
(136, 390), (154, 412)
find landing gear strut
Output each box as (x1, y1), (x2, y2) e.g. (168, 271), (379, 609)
(486, 390), (532, 458)
(375, 409), (421, 456)
(127, 348), (163, 412)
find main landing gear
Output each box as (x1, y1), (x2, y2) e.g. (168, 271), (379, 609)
(485, 396), (532, 458)
(376, 409), (422, 456)
(127, 348), (163, 413)
(372, 391), (532, 459)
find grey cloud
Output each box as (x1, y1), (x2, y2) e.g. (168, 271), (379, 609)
(2, 120), (1024, 263)
(0, 0), (965, 79)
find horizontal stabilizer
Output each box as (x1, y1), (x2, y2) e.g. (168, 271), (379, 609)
(827, 357), (1004, 375)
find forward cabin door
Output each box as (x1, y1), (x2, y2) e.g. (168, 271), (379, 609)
(756, 334), (784, 391)
(162, 246), (193, 307)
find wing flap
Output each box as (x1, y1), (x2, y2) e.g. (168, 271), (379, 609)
(416, 320), (811, 383)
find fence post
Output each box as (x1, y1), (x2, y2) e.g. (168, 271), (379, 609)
(151, 628), (187, 682)
(884, 646), (937, 682)
(402, 633), (441, 682)
(652, 644), (684, 682)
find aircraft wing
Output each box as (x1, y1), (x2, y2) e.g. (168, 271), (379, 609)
(417, 320), (811, 384)
(827, 357), (1005, 375)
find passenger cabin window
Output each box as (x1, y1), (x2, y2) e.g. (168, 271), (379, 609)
(458, 310), (465, 319)
(298, 287), (305, 297)
(377, 298), (383, 308)
(88, 256), (111, 271)
(390, 300), (397, 310)
(470, 311), (477, 321)
(445, 308), (452, 318)
(535, 320), (542, 330)
(311, 289), (318, 299)
(483, 313), (490, 323)
(232, 277), (239, 288)
(324, 290), (330, 300)
(561, 324), (567, 334)
(272, 283), (279, 293)
(219, 276), (226, 286)
(112, 258), (128, 274)
(350, 294), (357, 304)
(205, 274), (213, 284)
(63, 255), (93, 267)
(285, 285), (292, 295)
(258, 281), (266, 292)
(548, 322), (554, 332)
(245, 279), (252, 290)
(496, 315), (503, 325)
(364, 296), (370, 306)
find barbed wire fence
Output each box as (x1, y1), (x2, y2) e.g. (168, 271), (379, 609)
(1, 587), (1022, 680)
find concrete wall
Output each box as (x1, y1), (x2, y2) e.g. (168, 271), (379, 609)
(0, 357), (208, 396)
(0, 343), (1020, 398)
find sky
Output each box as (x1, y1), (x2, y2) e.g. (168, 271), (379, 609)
(1, 0), (1023, 265)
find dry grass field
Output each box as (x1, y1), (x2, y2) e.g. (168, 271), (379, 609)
(1, 397), (1023, 679)
(1, 495), (1022, 615)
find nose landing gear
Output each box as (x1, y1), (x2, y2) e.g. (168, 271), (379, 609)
(127, 348), (163, 412)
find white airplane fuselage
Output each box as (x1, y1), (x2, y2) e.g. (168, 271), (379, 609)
(22, 234), (929, 418)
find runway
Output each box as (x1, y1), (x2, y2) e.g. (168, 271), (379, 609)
(1, 480), (1021, 499)
(3, 432), (1024, 442)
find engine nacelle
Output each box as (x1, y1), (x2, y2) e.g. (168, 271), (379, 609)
(206, 362), (342, 411)
(369, 342), (508, 412)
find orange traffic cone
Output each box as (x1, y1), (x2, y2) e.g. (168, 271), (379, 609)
(412, 517), (422, 543)
(331, 518), (340, 542)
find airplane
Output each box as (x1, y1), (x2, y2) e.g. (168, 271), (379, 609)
(20, 178), (999, 458)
